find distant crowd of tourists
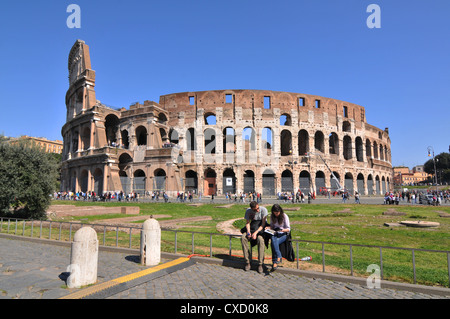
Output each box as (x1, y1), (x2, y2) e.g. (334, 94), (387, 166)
(383, 189), (449, 206)
(53, 188), (449, 206)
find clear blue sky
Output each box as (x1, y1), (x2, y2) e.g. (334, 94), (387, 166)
(0, 0), (449, 169)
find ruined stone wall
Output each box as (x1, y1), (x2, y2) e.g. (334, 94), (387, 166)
(157, 90), (392, 196)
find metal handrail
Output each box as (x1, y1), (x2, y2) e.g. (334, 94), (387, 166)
(1, 217), (449, 287)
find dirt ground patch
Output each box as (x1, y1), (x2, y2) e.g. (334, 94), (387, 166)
(47, 205), (215, 230)
(216, 218), (242, 235)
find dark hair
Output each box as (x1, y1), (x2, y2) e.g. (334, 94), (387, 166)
(249, 201), (258, 209)
(271, 204), (284, 225)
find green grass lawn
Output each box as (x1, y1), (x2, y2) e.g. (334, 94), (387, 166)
(59, 200), (449, 251)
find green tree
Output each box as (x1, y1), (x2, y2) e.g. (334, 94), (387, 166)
(0, 141), (58, 219)
(424, 152), (450, 184)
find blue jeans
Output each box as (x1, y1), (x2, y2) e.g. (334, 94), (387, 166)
(271, 233), (287, 263)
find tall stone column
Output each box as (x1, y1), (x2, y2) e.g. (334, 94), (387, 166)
(89, 120), (95, 150)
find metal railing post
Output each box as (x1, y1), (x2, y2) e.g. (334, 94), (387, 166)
(379, 247), (383, 280)
(174, 231), (178, 254)
(447, 252), (450, 288)
(129, 227), (132, 248)
(350, 245), (353, 276)
(116, 226), (119, 247)
(322, 243), (325, 272)
(210, 234), (213, 257)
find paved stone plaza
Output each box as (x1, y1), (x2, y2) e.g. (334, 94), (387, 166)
(0, 236), (448, 300)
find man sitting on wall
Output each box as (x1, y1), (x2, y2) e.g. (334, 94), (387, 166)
(241, 201), (268, 274)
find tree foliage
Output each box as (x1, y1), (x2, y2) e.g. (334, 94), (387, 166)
(0, 140), (58, 219)
(423, 152), (450, 183)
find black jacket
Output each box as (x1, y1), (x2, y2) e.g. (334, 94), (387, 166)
(265, 232), (296, 262)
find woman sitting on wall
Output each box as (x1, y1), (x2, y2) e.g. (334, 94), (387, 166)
(265, 204), (291, 271)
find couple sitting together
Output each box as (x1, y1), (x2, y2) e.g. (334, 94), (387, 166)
(241, 201), (294, 273)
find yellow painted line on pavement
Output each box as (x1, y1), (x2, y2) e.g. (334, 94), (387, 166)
(113, 257), (190, 283)
(60, 257), (190, 299)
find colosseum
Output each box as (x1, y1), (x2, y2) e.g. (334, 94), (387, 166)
(61, 40), (393, 198)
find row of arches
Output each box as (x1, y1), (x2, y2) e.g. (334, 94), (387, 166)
(105, 113), (167, 149)
(70, 163), (391, 196)
(204, 113), (360, 133)
(115, 164), (391, 197)
(119, 168), (167, 195)
(71, 168), (104, 195)
(64, 113), (170, 157)
(169, 127), (391, 162)
(71, 124), (167, 151)
(65, 112), (389, 164)
(188, 168), (391, 196)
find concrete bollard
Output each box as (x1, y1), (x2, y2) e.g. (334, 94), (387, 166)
(140, 218), (161, 266)
(67, 226), (98, 288)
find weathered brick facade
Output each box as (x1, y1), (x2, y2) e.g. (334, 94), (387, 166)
(61, 40), (393, 197)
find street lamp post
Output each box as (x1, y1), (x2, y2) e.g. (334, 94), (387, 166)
(427, 146), (438, 192)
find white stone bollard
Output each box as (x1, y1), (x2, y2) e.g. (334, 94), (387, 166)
(140, 218), (161, 266)
(67, 226), (98, 288)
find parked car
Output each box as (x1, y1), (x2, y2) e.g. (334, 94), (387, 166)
(427, 194), (437, 205)
(419, 194), (435, 205)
